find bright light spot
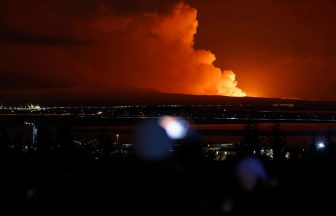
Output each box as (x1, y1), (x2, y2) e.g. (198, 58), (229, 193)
(159, 116), (189, 139)
(317, 142), (325, 149)
(165, 119), (187, 139)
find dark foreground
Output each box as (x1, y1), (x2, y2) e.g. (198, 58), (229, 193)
(1, 158), (335, 216)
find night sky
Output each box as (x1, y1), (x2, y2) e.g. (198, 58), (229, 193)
(1, 0), (336, 101)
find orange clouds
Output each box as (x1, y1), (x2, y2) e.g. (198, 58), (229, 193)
(79, 3), (245, 96)
(0, 1), (246, 99)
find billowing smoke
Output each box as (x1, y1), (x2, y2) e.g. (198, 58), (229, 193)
(79, 3), (246, 96)
(0, 1), (246, 97)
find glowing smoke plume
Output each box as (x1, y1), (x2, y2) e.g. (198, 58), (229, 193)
(99, 3), (246, 97)
(57, 3), (246, 97)
(0, 2), (246, 97)
(145, 3), (246, 96)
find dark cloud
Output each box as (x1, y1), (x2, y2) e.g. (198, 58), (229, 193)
(0, 0), (183, 44)
(50, 0), (183, 16)
(105, 0), (183, 15)
(0, 23), (88, 46)
(0, 0), (184, 19)
(0, 70), (75, 89)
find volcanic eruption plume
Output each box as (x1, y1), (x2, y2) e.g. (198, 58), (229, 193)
(0, 1), (246, 98)
(86, 3), (246, 96)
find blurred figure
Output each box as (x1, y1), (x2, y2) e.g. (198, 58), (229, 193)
(129, 117), (210, 216)
(127, 119), (175, 216)
(220, 157), (271, 216)
(134, 119), (172, 161)
(237, 157), (267, 192)
(172, 122), (211, 216)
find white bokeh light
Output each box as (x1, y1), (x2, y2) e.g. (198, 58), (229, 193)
(159, 116), (189, 139)
(317, 142), (325, 149)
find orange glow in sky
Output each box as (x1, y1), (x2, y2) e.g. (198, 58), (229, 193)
(5, 0), (336, 100)
(0, 2), (247, 99)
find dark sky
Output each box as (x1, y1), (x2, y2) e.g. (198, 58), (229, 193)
(1, 0), (336, 101)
